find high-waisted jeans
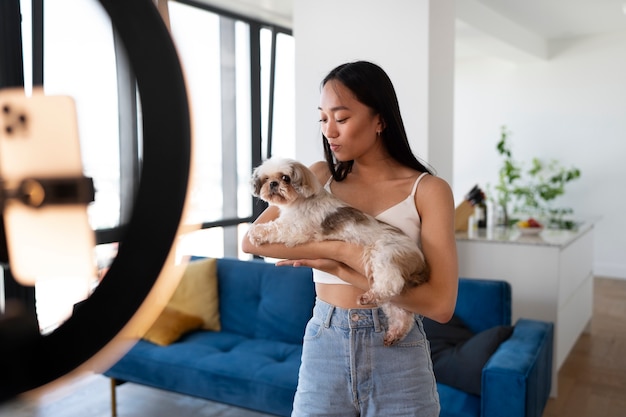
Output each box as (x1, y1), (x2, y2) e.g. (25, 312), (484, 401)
(291, 298), (440, 417)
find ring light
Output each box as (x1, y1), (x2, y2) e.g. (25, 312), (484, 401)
(0, 0), (191, 398)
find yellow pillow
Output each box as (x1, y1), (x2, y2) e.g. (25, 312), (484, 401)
(166, 257), (221, 331)
(143, 307), (203, 346)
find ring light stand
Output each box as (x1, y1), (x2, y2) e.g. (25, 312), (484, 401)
(0, 0), (191, 398)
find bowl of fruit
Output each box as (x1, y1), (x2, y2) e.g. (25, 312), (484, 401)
(515, 218), (544, 235)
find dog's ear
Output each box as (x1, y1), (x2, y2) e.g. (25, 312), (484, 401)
(291, 161), (321, 198)
(250, 167), (263, 197)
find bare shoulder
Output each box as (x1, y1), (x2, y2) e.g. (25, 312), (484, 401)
(309, 160), (331, 184)
(419, 174), (452, 194)
(415, 174), (454, 213)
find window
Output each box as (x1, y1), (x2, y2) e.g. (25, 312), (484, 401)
(42, 0), (121, 231)
(168, 1), (295, 259)
(260, 29), (296, 160)
(15, 0), (295, 330)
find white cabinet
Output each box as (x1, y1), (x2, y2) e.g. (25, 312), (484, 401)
(456, 223), (595, 396)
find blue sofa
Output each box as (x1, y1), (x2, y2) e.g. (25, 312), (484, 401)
(104, 257), (553, 417)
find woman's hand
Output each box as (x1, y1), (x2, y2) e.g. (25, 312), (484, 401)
(276, 258), (344, 275)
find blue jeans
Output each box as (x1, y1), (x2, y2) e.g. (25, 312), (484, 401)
(292, 298), (440, 417)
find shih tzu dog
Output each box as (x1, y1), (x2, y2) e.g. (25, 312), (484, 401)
(248, 157), (429, 346)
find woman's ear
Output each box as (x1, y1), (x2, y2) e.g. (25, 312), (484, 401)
(377, 115), (386, 133)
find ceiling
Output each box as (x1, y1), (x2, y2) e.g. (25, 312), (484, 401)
(456, 0), (626, 61)
(194, 0), (626, 61)
(472, 0), (626, 40)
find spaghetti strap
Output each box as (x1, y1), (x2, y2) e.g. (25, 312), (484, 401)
(323, 176), (333, 192)
(410, 172), (429, 197)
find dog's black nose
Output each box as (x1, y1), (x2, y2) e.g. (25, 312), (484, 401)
(270, 181), (279, 189)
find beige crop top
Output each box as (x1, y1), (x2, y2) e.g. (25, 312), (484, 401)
(313, 172), (429, 285)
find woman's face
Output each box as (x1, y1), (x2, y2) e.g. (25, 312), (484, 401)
(318, 80), (383, 162)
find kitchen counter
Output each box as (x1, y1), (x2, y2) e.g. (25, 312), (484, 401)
(456, 221), (593, 248)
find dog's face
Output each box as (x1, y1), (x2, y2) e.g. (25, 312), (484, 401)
(251, 158), (322, 206)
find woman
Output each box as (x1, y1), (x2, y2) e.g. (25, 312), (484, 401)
(242, 60), (458, 417)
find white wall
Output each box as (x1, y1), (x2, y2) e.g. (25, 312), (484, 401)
(291, 1), (626, 279)
(454, 31), (626, 279)
(293, 0), (455, 182)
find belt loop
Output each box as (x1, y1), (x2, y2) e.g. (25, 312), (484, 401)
(324, 305), (335, 328)
(372, 308), (382, 332)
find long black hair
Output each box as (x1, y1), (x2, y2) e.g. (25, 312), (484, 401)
(321, 61), (434, 181)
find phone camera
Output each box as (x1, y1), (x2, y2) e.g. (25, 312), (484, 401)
(1, 105), (27, 136)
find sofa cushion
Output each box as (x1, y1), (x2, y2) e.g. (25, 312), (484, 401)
(107, 331), (302, 417)
(424, 315), (513, 395)
(166, 257), (220, 331)
(436, 383), (481, 417)
(142, 307), (204, 346)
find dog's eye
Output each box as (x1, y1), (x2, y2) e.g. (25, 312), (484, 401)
(282, 175), (291, 184)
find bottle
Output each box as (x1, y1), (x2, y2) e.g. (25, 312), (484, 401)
(477, 193), (487, 229)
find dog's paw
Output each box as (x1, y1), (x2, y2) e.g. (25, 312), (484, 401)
(384, 333), (403, 347)
(383, 317), (414, 346)
(247, 235), (265, 246)
(247, 226), (269, 246)
(358, 291), (378, 306)
(382, 304), (415, 346)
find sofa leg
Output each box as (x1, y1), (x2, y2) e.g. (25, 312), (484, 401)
(110, 378), (118, 417)
(110, 377), (127, 416)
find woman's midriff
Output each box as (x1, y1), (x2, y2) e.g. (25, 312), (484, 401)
(315, 283), (378, 309)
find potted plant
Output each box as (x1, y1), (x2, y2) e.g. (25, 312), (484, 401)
(489, 126), (581, 229)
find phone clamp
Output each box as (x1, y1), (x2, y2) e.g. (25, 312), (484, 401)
(0, 176), (95, 208)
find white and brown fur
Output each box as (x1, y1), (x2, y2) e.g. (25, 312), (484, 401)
(248, 157), (429, 346)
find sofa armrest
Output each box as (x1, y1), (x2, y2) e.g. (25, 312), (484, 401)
(481, 319), (554, 417)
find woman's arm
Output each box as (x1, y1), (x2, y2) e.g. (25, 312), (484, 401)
(242, 163), (458, 323)
(392, 175), (458, 323)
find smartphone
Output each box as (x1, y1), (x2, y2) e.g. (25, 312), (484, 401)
(0, 87), (97, 286)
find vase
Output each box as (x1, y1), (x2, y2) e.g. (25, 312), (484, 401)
(494, 204), (509, 227)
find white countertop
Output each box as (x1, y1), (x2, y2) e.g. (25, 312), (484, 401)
(455, 221), (594, 249)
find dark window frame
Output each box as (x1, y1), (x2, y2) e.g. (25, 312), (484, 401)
(29, 0), (292, 247)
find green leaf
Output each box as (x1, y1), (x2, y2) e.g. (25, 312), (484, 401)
(490, 126), (582, 228)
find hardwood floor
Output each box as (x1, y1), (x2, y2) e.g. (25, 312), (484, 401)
(542, 277), (626, 417)
(1, 277), (625, 417)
